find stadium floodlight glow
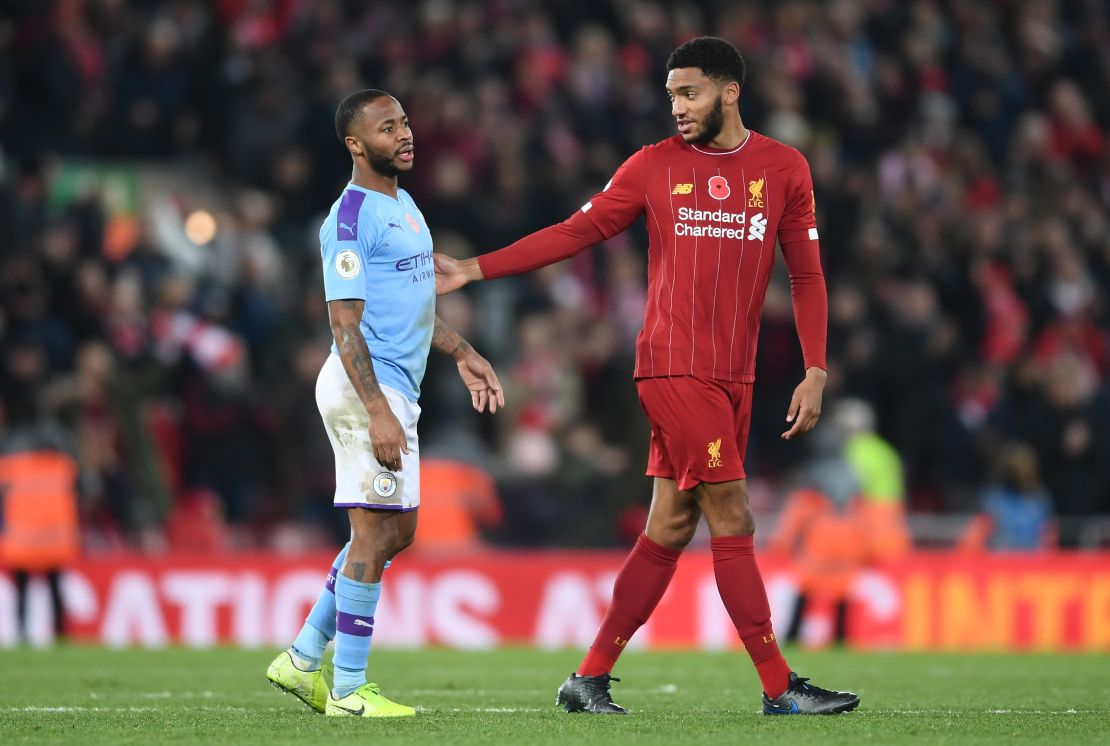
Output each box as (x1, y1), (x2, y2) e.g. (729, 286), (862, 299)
(184, 210), (217, 245)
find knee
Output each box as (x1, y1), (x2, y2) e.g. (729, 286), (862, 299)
(349, 523), (396, 561)
(701, 484), (756, 537)
(733, 509), (756, 537)
(650, 514), (698, 551)
(392, 523), (416, 556)
(721, 499), (756, 536)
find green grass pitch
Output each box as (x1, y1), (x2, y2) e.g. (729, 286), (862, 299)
(2, 647), (1106, 744)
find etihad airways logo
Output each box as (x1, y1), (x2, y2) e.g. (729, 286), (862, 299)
(675, 205), (747, 238)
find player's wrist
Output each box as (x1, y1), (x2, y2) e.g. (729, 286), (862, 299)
(462, 258), (485, 283)
(364, 393), (390, 415)
(450, 340), (474, 363)
(804, 366), (827, 384)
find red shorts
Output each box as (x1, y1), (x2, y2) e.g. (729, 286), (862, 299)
(636, 376), (753, 491)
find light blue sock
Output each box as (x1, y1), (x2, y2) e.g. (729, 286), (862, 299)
(290, 542), (350, 668)
(332, 572), (381, 698)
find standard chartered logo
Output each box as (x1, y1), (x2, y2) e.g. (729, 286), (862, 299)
(747, 213), (767, 242)
(674, 205), (747, 239)
(673, 206), (768, 242)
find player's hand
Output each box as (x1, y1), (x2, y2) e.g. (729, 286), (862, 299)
(455, 348), (505, 413)
(782, 367), (826, 440)
(434, 253), (481, 295)
(366, 398), (408, 471)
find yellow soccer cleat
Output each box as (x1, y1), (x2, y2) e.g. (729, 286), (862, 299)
(325, 683), (416, 718)
(266, 650), (329, 713)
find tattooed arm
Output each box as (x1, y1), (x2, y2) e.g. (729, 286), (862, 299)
(329, 299), (407, 471)
(431, 315), (473, 360)
(432, 315), (505, 413)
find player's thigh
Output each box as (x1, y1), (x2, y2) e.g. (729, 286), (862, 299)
(637, 376), (746, 489)
(730, 382), (754, 466)
(320, 374), (422, 511)
(644, 477), (701, 550)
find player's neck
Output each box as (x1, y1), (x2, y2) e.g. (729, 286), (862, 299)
(351, 165), (399, 199)
(704, 119), (748, 151)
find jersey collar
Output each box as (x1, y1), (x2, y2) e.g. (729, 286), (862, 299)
(688, 129), (752, 156)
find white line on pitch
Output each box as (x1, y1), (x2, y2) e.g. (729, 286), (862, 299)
(9, 706), (287, 713)
(421, 707), (548, 713)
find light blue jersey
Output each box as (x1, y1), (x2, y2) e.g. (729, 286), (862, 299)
(319, 183), (435, 401)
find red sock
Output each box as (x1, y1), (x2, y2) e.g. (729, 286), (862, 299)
(710, 535), (791, 698)
(577, 533), (680, 677)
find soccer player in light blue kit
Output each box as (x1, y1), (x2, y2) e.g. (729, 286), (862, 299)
(267, 89), (504, 717)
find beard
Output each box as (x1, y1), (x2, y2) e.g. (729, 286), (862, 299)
(369, 150), (403, 177)
(690, 95), (725, 145)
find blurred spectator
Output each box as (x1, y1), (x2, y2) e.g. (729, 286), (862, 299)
(413, 459), (502, 552)
(959, 442), (1055, 552)
(0, 416), (80, 643)
(832, 399), (912, 560)
(0, 0), (1107, 549)
(770, 401), (909, 647)
(164, 487), (230, 554)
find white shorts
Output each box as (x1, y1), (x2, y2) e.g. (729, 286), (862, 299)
(316, 353), (420, 511)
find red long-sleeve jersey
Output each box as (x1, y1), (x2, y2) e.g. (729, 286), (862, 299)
(479, 131), (827, 382)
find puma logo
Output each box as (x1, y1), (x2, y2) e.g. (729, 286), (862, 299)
(353, 618), (373, 628)
(339, 221), (356, 235)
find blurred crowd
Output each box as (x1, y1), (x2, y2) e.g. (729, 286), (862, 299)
(1, 0), (1108, 550)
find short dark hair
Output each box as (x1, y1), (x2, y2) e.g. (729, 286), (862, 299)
(666, 36), (746, 89)
(335, 89), (392, 143)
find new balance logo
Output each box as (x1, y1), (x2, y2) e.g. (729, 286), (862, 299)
(353, 618), (374, 628)
(671, 183), (693, 195)
(747, 213), (767, 241)
(339, 222), (356, 235)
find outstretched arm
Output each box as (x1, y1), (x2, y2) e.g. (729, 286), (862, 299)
(435, 210), (604, 294)
(431, 315), (505, 413)
(436, 147), (649, 295)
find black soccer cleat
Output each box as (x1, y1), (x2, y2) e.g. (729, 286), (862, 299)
(556, 672), (628, 714)
(762, 672), (860, 715)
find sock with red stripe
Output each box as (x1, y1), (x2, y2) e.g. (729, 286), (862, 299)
(710, 535), (791, 698)
(577, 533), (680, 677)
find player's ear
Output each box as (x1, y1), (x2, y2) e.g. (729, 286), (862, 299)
(345, 136), (363, 158)
(723, 80), (740, 106)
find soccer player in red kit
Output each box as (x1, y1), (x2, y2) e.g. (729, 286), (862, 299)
(435, 36), (860, 716)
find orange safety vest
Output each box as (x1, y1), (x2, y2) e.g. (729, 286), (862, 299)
(768, 488), (871, 598)
(413, 459), (502, 552)
(0, 450), (80, 570)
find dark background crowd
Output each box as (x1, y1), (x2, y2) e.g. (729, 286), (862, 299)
(1, 0), (1107, 550)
